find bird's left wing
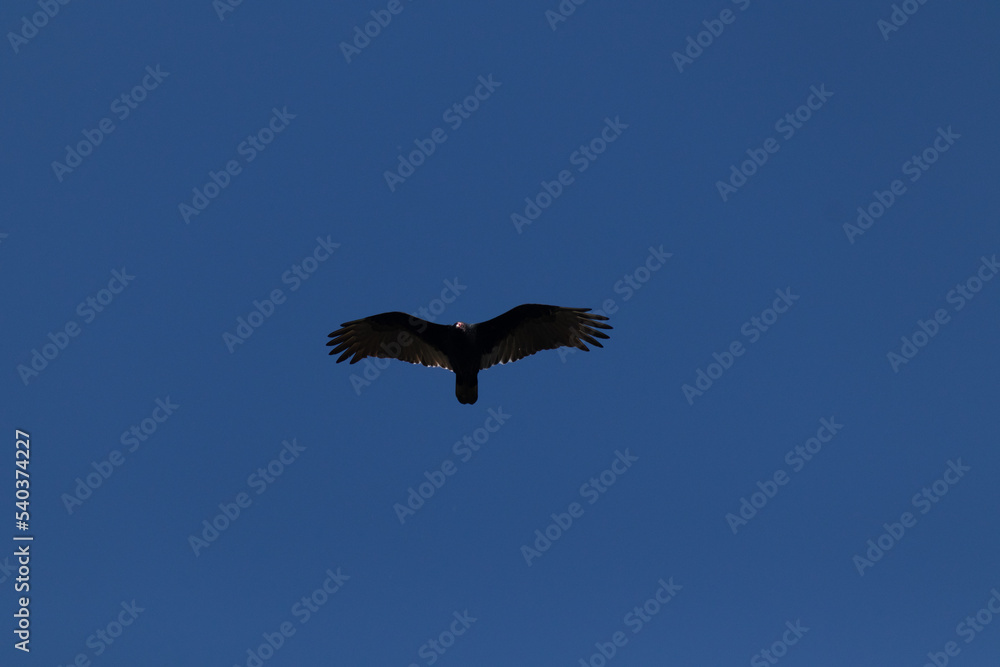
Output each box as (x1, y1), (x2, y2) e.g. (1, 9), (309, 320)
(475, 304), (611, 370)
(327, 312), (454, 370)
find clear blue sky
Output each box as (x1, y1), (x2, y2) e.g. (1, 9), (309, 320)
(3, 1), (999, 665)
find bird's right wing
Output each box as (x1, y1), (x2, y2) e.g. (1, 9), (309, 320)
(327, 312), (454, 370)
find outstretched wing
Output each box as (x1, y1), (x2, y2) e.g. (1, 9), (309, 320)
(327, 312), (454, 370)
(475, 304), (611, 370)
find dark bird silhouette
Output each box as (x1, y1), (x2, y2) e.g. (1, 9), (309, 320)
(326, 304), (611, 404)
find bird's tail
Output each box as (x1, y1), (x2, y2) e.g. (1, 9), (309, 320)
(456, 373), (478, 405)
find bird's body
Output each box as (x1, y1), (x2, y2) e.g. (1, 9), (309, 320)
(326, 304), (611, 404)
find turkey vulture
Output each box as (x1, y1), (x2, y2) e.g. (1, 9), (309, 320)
(326, 304), (611, 404)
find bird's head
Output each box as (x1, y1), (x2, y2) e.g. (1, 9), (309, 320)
(454, 321), (468, 332)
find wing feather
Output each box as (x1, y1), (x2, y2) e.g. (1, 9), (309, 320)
(474, 304), (611, 370)
(326, 312), (454, 370)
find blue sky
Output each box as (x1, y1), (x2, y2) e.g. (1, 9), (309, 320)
(2, 0), (999, 665)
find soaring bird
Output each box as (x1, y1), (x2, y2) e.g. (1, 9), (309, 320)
(326, 304), (611, 404)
